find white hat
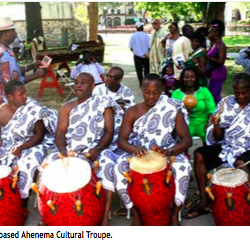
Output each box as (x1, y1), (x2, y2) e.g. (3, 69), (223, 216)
(135, 21), (144, 28)
(0, 17), (15, 32)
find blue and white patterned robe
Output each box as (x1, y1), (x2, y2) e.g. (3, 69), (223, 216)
(206, 95), (250, 167)
(44, 94), (120, 192)
(0, 98), (58, 198)
(114, 95), (191, 209)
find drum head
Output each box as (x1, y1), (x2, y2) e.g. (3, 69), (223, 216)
(0, 165), (11, 179)
(212, 168), (248, 188)
(42, 157), (91, 193)
(130, 150), (167, 174)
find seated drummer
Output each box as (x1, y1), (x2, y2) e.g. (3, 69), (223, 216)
(0, 80), (57, 208)
(184, 73), (250, 219)
(114, 74), (192, 226)
(54, 72), (118, 226)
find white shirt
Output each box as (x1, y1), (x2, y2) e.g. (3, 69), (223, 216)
(70, 62), (105, 84)
(129, 31), (150, 58)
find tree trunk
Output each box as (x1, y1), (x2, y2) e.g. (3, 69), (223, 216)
(87, 2), (98, 41)
(25, 3), (45, 44)
(204, 2), (226, 26)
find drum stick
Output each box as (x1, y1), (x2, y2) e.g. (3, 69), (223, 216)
(96, 181), (102, 196)
(93, 161), (99, 174)
(237, 160), (250, 169)
(205, 187), (215, 201)
(227, 193), (233, 207)
(31, 183), (40, 196)
(12, 165), (19, 175)
(213, 99), (225, 123)
(166, 170), (173, 184)
(123, 172), (132, 183)
(58, 153), (67, 169)
(169, 156), (175, 169)
(75, 200), (82, 211)
(207, 173), (212, 181)
(143, 178), (151, 194)
(47, 200), (56, 211)
(11, 176), (18, 190)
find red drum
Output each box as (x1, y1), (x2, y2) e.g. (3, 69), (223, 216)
(210, 168), (250, 226)
(0, 165), (25, 225)
(128, 150), (175, 226)
(38, 157), (105, 226)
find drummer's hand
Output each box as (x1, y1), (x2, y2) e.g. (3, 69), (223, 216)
(210, 114), (220, 125)
(87, 148), (100, 162)
(11, 146), (23, 158)
(59, 150), (68, 158)
(133, 147), (148, 157)
(34, 68), (48, 78)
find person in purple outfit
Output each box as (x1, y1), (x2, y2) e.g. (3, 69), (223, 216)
(206, 20), (227, 104)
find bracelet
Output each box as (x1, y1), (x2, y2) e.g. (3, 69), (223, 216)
(96, 144), (103, 151)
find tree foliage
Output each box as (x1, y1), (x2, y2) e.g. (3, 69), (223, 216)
(135, 2), (226, 25)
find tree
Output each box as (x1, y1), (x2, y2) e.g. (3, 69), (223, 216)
(24, 3), (45, 43)
(135, 2), (226, 26)
(87, 2), (99, 41)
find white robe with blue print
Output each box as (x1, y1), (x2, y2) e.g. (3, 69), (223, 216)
(44, 95), (120, 192)
(206, 95), (250, 167)
(114, 95), (191, 209)
(0, 98), (58, 198)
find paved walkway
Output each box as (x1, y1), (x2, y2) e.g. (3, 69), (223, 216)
(26, 34), (215, 226)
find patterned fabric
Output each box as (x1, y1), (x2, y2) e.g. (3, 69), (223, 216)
(206, 95), (250, 167)
(235, 48), (250, 74)
(114, 95), (191, 209)
(44, 95), (120, 192)
(150, 28), (166, 74)
(0, 44), (24, 104)
(0, 98), (58, 198)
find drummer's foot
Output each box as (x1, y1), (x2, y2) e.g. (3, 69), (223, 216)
(101, 217), (109, 226)
(131, 207), (142, 226)
(170, 217), (180, 226)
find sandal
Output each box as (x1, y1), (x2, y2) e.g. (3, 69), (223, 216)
(182, 205), (210, 219)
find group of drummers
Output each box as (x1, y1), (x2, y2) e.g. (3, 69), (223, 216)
(1, 63), (250, 226)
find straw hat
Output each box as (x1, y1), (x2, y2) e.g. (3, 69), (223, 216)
(0, 17), (15, 32)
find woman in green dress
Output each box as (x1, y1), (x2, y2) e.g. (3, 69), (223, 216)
(185, 32), (207, 87)
(172, 67), (215, 142)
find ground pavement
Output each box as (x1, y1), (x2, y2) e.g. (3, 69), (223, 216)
(25, 34), (215, 226)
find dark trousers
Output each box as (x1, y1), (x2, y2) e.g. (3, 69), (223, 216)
(134, 55), (149, 86)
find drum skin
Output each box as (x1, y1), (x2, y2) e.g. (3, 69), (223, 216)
(128, 168), (175, 226)
(211, 183), (250, 226)
(38, 173), (105, 226)
(0, 176), (25, 226)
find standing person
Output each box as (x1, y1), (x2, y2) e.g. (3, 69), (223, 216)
(172, 67), (216, 142)
(12, 36), (21, 61)
(20, 38), (32, 61)
(0, 17), (47, 105)
(185, 32), (207, 87)
(206, 20), (227, 104)
(161, 22), (180, 58)
(129, 21), (150, 87)
(70, 50), (105, 85)
(149, 19), (166, 74)
(31, 30), (45, 62)
(172, 24), (193, 81)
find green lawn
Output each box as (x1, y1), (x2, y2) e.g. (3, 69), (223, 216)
(224, 35), (249, 47)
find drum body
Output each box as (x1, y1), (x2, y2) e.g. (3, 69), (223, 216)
(128, 151), (175, 226)
(38, 157), (105, 226)
(0, 166), (24, 226)
(211, 168), (250, 226)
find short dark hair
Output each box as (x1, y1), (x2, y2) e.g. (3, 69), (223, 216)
(191, 32), (206, 46)
(182, 24), (194, 38)
(76, 72), (95, 84)
(142, 74), (164, 88)
(111, 66), (124, 79)
(136, 26), (143, 32)
(196, 27), (209, 37)
(233, 73), (250, 89)
(179, 67), (200, 91)
(4, 80), (24, 96)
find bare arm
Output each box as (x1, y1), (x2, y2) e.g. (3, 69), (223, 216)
(163, 110), (192, 156)
(12, 120), (45, 157)
(118, 106), (148, 156)
(195, 55), (206, 76)
(88, 108), (114, 161)
(55, 104), (72, 156)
